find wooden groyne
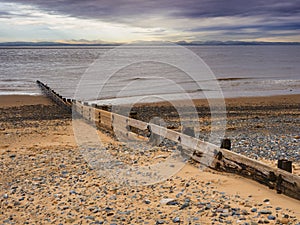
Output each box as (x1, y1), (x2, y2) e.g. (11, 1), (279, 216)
(37, 80), (300, 200)
(36, 80), (72, 112)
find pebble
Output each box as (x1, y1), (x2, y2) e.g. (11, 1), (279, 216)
(267, 215), (276, 220)
(9, 154), (16, 159)
(251, 208), (257, 212)
(85, 216), (95, 220)
(144, 199), (151, 204)
(69, 190), (77, 195)
(172, 217), (180, 223)
(179, 202), (189, 210)
(160, 198), (177, 205)
(259, 210), (272, 214)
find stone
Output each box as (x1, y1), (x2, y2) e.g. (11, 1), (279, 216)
(160, 198), (177, 205)
(259, 210), (272, 214)
(242, 210), (249, 215)
(251, 208), (257, 212)
(144, 199), (151, 204)
(267, 215), (275, 220)
(176, 192), (183, 198)
(85, 216), (95, 220)
(172, 217), (180, 223)
(69, 190), (77, 195)
(179, 202), (189, 210)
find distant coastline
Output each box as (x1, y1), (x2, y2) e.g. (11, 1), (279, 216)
(1, 40), (300, 47)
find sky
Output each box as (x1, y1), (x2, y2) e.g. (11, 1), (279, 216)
(0, 0), (299, 43)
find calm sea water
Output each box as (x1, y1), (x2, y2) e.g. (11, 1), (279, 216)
(0, 45), (299, 104)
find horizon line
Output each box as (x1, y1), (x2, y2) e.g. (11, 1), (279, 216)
(1, 40), (300, 47)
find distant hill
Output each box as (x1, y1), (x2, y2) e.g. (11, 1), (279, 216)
(0, 40), (300, 47)
(0, 41), (119, 47)
(175, 40), (300, 45)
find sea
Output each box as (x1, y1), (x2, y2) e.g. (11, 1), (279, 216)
(0, 45), (299, 105)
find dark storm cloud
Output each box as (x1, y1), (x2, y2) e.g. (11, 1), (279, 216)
(188, 22), (300, 32)
(2, 0), (300, 22)
(170, 0), (300, 18)
(1, 0), (300, 41)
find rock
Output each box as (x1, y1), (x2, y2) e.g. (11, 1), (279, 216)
(176, 192), (183, 198)
(172, 217), (180, 223)
(93, 208), (100, 213)
(3, 194), (8, 199)
(154, 155), (168, 159)
(69, 190), (77, 195)
(242, 210), (249, 215)
(107, 212), (114, 216)
(216, 208), (224, 213)
(179, 202), (189, 210)
(85, 216), (95, 220)
(267, 215), (275, 220)
(259, 210), (272, 214)
(144, 199), (151, 204)
(205, 203), (212, 210)
(251, 208), (257, 212)
(156, 220), (165, 224)
(160, 198), (177, 205)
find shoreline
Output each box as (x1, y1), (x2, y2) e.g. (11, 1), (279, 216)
(1, 93), (299, 107)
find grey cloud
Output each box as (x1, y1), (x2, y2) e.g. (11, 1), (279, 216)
(1, 0), (299, 41)
(2, 0), (300, 22)
(188, 22), (300, 33)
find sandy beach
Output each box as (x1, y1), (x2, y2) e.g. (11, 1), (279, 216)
(0, 94), (299, 224)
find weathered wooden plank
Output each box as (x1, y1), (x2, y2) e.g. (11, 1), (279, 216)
(128, 117), (148, 130)
(212, 148), (300, 200)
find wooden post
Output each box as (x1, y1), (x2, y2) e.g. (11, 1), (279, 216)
(129, 111), (138, 134)
(129, 111), (137, 119)
(221, 138), (231, 150)
(278, 159), (292, 173)
(147, 125), (161, 146)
